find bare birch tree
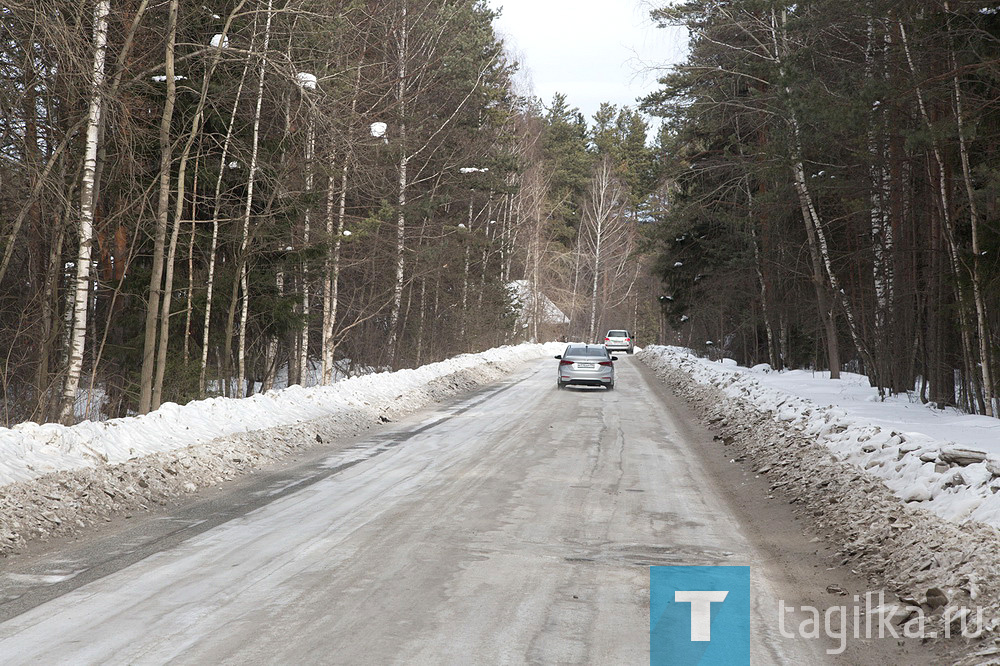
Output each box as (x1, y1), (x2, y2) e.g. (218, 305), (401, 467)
(582, 156), (628, 342)
(59, 0), (111, 424)
(237, 0), (275, 398)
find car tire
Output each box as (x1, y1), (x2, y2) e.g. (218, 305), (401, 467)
(557, 380), (564, 390)
(606, 382), (614, 391)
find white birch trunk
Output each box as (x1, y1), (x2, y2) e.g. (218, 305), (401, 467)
(199, 58), (251, 396)
(321, 65), (361, 384)
(60, 0), (110, 424)
(865, 22), (893, 335)
(298, 120), (315, 385)
(387, 3), (409, 361)
(322, 159), (347, 384)
(415, 278), (426, 365)
(588, 230), (602, 343)
(751, 224), (778, 369)
(184, 219), (195, 363)
(238, 0), (274, 398)
(262, 269), (283, 392)
(477, 197), (493, 310)
(772, 9), (875, 379)
(570, 220), (584, 338)
(584, 158), (622, 343)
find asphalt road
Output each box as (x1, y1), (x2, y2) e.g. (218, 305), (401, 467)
(0, 357), (930, 664)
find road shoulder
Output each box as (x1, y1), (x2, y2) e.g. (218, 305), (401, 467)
(633, 358), (949, 664)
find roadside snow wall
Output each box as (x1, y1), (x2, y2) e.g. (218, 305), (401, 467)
(0, 343), (560, 556)
(640, 346), (1000, 651)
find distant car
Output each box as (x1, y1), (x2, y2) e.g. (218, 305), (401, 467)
(555, 344), (618, 390)
(603, 330), (634, 354)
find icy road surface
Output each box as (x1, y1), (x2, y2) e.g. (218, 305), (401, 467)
(0, 358), (925, 664)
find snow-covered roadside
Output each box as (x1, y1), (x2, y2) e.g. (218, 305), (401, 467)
(642, 346), (1000, 528)
(0, 343), (561, 556)
(639, 346), (1000, 652)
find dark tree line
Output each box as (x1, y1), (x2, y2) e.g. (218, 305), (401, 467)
(645, 0), (1000, 414)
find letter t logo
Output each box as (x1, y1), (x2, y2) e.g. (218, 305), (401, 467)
(675, 590), (729, 641)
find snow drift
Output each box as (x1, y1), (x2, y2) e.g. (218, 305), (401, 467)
(0, 344), (559, 489)
(0, 343), (560, 555)
(640, 346), (1000, 529)
(639, 345), (1000, 649)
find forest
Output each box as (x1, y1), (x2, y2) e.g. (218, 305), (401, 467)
(0, 0), (660, 425)
(644, 0), (1000, 415)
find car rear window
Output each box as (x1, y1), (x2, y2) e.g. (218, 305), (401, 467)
(608, 330), (628, 337)
(565, 346), (609, 357)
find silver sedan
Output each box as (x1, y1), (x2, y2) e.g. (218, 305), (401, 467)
(555, 344), (618, 390)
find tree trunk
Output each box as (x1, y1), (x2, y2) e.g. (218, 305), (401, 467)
(387, 2), (409, 363)
(751, 224), (779, 370)
(320, 57), (362, 384)
(150, 0), (183, 411)
(38, 194), (70, 421)
(184, 220), (195, 364)
(899, 18), (981, 412)
(415, 277), (426, 365)
(460, 197), (473, 337)
(238, 0), (274, 398)
(322, 159), (346, 383)
(947, 13), (994, 416)
(138, 0), (178, 413)
(199, 57), (252, 396)
(262, 270), (283, 392)
(298, 120), (315, 386)
(588, 228), (602, 343)
(798, 184), (841, 377)
(59, 0), (110, 424)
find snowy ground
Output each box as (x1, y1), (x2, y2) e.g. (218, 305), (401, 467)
(642, 347), (1000, 528)
(0, 343), (561, 556)
(639, 346), (1000, 657)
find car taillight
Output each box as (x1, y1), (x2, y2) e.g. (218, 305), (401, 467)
(599, 361), (613, 367)
(625, 338), (630, 342)
(560, 360), (573, 365)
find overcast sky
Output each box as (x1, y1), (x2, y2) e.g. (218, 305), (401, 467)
(487, 0), (688, 124)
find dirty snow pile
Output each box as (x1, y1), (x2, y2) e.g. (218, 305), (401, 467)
(640, 345), (1000, 653)
(641, 346), (1000, 529)
(0, 343), (560, 555)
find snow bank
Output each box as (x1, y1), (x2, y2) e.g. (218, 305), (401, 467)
(640, 346), (1000, 529)
(0, 343), (561, 489)
(639, 346), (1000, 647)
(0, 342), (563, 555)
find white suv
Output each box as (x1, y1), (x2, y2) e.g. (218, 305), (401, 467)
(603, 330), (634, 354)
